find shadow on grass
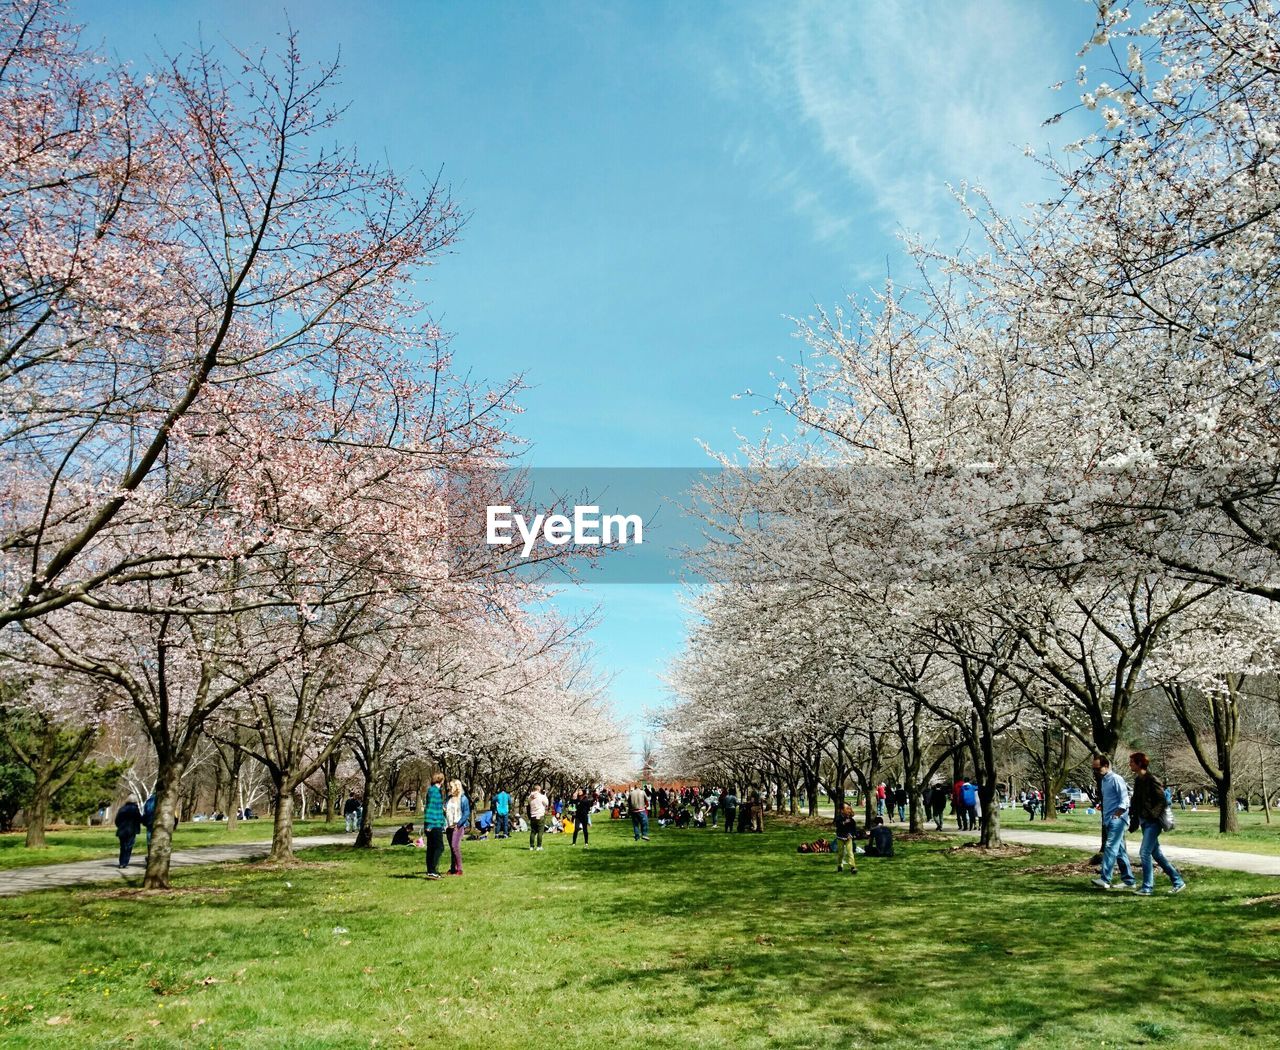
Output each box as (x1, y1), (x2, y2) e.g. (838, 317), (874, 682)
(562, 827), (1280, 1045)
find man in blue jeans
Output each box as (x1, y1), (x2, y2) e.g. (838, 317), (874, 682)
(493, 787), (511, 838)
(627, 783), (650, 841)
(1091, 755), (1136, 891)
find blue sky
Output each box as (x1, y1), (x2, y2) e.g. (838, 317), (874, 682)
(80, 0), (1098, 752)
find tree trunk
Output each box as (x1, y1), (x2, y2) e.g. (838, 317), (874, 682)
(23, 781), (52, 848)
(211, 762), (223, 820)
(1261, 742), (1271, 825)
(269, 785), (296, 861)
(355, 758), (382, 849)
(804, 765), (820, 818)
(1218, 762), (1238, 834)
(184, 776), (199, 822)
(143, 766), (187, 889)
(976, 712), (1002, 848)
(324, 751), (341, 824)
(225, 772), (240, 831)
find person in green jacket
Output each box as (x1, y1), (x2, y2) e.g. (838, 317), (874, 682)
(423, 772), (446, 880)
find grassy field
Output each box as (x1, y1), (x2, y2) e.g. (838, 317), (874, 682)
(1, 817), (1279, 1048)
(0, 818), (365, 870)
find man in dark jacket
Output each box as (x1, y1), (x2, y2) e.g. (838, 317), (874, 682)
(927, 784), (948, 830)
(865, 817), (895, 857)
(115, 797), (143, 868)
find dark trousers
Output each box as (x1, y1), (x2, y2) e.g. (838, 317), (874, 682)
(448, 826), (464, 874)
(426, 827), (445, 875)
(117, 833), (136, 868)
(496, 813), (509, 837)
(573, 819), (589, 844)
(529, 817), (544, 849)
(723, 808), (736, 831)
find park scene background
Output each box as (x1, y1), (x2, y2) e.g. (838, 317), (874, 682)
(4, 0), (1280, 1047)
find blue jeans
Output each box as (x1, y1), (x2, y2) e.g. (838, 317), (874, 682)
(1139, 820), (1182, 891)
(1100, 814), (1134, 884)
(495, 812), (509, 837)
(631, 811), (649, 839)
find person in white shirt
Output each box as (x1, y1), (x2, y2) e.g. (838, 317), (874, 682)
(527, 785), (549, 851)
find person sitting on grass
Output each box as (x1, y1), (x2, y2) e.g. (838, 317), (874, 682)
(865, 817), (894, 857)
(391, 822), (414, 846)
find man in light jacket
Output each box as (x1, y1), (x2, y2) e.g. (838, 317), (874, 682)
(1090, 756), (1137, 891)
(627, 783), (650, 841)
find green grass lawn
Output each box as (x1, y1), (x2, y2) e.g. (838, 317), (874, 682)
(991, 806), (1280, 855)
(2, 817), (1279, 1048)
(0, 818), (369, 870)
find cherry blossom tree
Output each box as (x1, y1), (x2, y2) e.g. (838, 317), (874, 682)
(0, 0), (475, 626)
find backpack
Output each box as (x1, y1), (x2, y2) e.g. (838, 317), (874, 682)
(961, 783), (978, 807)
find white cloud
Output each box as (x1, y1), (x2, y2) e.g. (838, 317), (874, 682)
(711, 1), (1091, 249)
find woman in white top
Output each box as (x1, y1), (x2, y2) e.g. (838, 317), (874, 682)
(445, 779), (465, 876)
(528, 785), (549, 851)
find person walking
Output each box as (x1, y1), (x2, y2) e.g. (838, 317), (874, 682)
(875, 782), (887, 818)
(343, 794), (361, 833)
(423, 772), (447, 880)
(627, 782), (650, 841)
(893, 785), (908, 823)
(928, 784), (948, 831)
(1090, 755), (1137, 891)
(960, 778), (979, 831)
(1129, 752), (1186, 896)
(445, 779), (467, 875)
(493, 786), (511, 838)
(528, 784), (549, 851)
(114, 796), (143, 868)
(834, 803), (859, 875)
(572, 789), (592, 846)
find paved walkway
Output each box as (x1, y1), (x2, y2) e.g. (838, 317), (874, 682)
(0, 833), (356, 897)
(948, 826), (1280, 876)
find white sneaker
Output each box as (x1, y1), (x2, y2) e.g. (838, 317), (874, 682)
(1170, 882), (1187, 895)
(1090, 877), (1112, 891)
(537, 846), (543, 851)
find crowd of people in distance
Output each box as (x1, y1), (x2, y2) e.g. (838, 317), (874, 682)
(372, 752), (1192, 897)
(406, 775), (621, 878)
(598, 784), (770, 834)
